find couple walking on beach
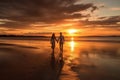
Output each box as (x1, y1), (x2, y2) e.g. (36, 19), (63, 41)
(50, 32), (65, 51)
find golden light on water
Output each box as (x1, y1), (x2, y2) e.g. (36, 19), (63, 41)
(68, 37), (76, 63)
(70, 37), (75, 52)
(70, 41), (74, 52)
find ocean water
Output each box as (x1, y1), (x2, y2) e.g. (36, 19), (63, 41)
(0, 37), (120, 80)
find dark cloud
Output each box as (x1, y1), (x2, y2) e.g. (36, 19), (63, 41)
(91, 6), (98, 13)
(80, 16), (120, 28)
(0, 0), (98, 29)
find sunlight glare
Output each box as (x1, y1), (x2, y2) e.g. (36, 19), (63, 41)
(68, 29), (77, 34)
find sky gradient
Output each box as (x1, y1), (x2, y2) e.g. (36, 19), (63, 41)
(0, 0), (120, 36)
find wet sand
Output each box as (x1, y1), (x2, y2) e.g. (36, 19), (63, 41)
(0, 39), (120, 80)
(0, 42), (64, 80)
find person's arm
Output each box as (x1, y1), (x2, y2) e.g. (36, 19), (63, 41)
(55, 37), (57, 41)
(63, 36), (65, 44)
(50, 37), (52, 44)
(57, 37), (59, 43)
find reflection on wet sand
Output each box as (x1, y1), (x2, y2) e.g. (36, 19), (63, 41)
(51, 50), (56, 69)
(0, 39), (65, 80)
(50, 48), (64, 80)
(61, 39), (120, 80)
(70, 37), (75, 52)
(0, 38), (120, 80)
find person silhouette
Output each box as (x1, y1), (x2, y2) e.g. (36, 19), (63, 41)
(50, 33), (57, 51)
(58, 32), (65, 52)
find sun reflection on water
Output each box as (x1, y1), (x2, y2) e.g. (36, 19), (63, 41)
(70, 37), (75, 52)
(68, 37), (76, 62)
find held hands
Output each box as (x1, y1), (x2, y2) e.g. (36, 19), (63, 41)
(57, 40), (58, 43)
(56, 38), (59, 43)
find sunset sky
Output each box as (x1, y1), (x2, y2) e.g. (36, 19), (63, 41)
(0, 0), (120, 36)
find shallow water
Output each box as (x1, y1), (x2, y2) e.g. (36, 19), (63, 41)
(61, 40), (120, 80)
(0, 38), (120, 80)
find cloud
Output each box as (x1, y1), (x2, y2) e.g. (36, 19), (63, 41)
(91, 6), (98, 13)
(110, 7), (120, 11)
(80, 16), (120, 27)
(0, 0), (98, 29)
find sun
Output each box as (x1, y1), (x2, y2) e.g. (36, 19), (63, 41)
(68, 29), (77, 34)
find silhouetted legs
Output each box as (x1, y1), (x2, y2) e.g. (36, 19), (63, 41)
(59, 43), (63, 52)
(51, 42), (55, 51)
